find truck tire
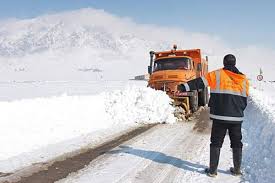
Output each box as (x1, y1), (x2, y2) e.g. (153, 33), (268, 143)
(198, 87), (208, 106)
(190, 91), (198, 112)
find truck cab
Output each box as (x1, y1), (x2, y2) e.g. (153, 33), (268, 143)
(147, 45), (208, 114)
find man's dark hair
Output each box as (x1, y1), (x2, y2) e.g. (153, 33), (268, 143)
(223, 54), (236, 66)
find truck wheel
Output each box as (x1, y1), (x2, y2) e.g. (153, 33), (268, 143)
(190, 91), (198, 112)
(198, 87), (208, 106)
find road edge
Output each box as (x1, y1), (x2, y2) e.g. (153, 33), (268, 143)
(0, 124), (157, 183)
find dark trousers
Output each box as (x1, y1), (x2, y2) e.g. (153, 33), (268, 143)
(210, 120), (243, 148)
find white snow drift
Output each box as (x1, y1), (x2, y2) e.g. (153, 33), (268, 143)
(242, 82), (275, 183)
(0, 85), (175, 172)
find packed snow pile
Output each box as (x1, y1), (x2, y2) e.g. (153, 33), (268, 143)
(105, 86), (175, 124)
(243, 83), (275, 183)
(0, 85), (175, 172)
(248, 82), (275, 116)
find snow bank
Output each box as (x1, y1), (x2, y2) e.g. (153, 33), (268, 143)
(243, 84), (275, 183)
(105, 86), (175, 124)
(0, 86), (175, 171)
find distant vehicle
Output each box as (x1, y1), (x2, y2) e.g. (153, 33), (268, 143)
(147, 45), (209, 115)
(134, 74), (150, 81)
(78, 68), (103, 72)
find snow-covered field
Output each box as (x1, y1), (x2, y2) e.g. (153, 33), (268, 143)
(0, 80), (145, 101)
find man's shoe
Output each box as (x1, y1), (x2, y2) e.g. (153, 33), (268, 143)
(205, 147), (220, 177)
(231, 148), (242, 176)
(230, 167), (242, 176)
(205, 168), (217, 177)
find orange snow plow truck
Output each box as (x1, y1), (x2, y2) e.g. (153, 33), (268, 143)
(147, 45), (209, 114)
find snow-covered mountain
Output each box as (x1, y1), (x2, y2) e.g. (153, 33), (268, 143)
(0, 9), (170, 81)
(0, 13), (165, 57)
(0, 8), (274, 81)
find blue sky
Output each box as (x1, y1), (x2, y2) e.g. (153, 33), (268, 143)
(1, 0), (274, 48)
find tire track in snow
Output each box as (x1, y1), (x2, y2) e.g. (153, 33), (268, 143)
(56, 108), (242, 183)
(56, 124), (183, 183)
(115, 124), (191, 183)
(155, 133), (207, 183)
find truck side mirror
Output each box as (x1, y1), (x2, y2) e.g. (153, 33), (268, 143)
(197, 63), (202, 71)
(148, 66), (152, 74)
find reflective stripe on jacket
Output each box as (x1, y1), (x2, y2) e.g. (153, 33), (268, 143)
(182, 68), (249, 123)
(205, 69), (249, 98)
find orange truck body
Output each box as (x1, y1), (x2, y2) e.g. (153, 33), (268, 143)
(147, 46), (209, 113)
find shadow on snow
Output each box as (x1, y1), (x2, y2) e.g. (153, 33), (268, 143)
(108, 145), (229, 175)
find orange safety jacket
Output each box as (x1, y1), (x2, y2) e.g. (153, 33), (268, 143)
(180, 68), (249, 123)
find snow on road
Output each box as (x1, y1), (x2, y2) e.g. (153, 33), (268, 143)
(1, 80), (275, 183)
(0, 82), (175, 173)
(1, 81), (275, 183)
(19, 82), (272, 183)
(56, 110), (240, 183)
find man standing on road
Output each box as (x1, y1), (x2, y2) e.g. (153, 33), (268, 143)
(177, 54), (249, 177)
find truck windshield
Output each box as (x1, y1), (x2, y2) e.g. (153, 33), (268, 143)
(154, 57), (192, 72)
